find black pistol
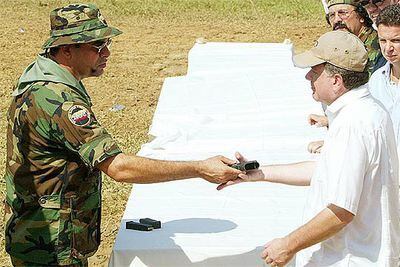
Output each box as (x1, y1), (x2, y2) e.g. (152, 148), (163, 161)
(230, 160), (260, 171)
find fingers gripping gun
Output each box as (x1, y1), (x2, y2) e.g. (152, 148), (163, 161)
(230, 160), (260, 171)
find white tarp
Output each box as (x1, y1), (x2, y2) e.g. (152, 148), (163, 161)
(110, 42), (326, 267)
(187, 42), (295, 75)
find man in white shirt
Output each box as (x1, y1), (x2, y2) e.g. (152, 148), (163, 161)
(219, 31), (400, 266)
(369, 4), (400, 152)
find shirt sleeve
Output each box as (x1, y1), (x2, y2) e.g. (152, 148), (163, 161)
(27, 83), (122, 171)
(323, 123), (368, 215)
(50, 100), (122, 169)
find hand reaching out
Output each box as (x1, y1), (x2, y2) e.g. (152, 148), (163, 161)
(217, 152), (264, 190)
(199, 155), (242, 184)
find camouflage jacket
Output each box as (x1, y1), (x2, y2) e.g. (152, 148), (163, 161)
(358, 27), (383, 76)
(4, 55), (121, 265)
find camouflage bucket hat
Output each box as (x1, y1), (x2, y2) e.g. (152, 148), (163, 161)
(327, 0), (362, 8)
(42, 3), (122, 49)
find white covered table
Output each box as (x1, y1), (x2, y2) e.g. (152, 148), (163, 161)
(109, 42), (326, 267)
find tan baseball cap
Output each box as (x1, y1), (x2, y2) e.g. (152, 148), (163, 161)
(293, 31), (368, 72)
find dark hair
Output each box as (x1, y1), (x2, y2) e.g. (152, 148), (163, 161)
(47, 44), (81, 57)
(48, 46), (60, 57)
(325, 4), (373, 28)
(376, 4), (400, 27)
(324, 63), (369, 90)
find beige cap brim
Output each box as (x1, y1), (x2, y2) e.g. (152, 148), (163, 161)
(293, 50), (326, 69)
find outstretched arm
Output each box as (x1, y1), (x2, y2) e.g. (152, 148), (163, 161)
(217, 152), (315, 190)
(98, 153), (242, 184)
(260, 161), (315, 185)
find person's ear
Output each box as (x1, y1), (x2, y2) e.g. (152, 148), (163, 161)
(332, 73), (343, 95)
(59, 45), (73, 59)
(332, 73), (346, 95)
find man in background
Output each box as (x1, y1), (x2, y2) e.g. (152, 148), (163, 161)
(361, 0), (400, 23)
(360, 0), (400, 69)
(327, 0), (381, 75)
(369, 4), (400, 154)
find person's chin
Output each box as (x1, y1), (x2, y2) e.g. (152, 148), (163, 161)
(91, 68), (105, 77)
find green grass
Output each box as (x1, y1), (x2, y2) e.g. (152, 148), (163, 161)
(16, 0), (325, 22)
(105, 0), (322, 18)
(107, 0), (321, 17)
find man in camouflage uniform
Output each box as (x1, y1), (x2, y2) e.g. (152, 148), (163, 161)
(326, 0), (384, 75)
(4, 3), (241, 266)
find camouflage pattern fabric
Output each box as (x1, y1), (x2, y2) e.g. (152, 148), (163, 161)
(10, 255), (88, 267)
(42, 3), (122, 49)
(358, 27), (382, 76)
(5, 67), (121, 265)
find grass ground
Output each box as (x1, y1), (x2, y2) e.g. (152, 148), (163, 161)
(0, 0), (327, 265)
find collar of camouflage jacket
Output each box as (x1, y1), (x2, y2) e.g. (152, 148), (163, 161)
(358, 26), (375, 43)
(12, 54), (87, 97)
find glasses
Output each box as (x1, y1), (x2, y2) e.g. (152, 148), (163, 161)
(359, 0), (384, 8)
(327, 9), (355, 21)
(89, 39), (112, 53)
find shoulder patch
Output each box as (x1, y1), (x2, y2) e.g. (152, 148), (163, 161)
(68, 105), (91, 126)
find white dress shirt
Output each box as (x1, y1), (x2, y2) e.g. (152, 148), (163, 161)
(369, 62), (400, 155)
(296, 85), (400, 266)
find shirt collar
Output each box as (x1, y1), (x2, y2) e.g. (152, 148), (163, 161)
(12, 55), (91, 105)
(380, 61), (392, 80)
(357, 26), (373, 43)
(326, 84), (370, 121)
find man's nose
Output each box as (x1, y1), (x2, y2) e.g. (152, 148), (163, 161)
(332, 13), (343, 25)
(386, 42), (395, 52)
(365, 4), (378, 14)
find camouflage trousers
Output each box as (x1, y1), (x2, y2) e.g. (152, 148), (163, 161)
(11, 256), (88, 267)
